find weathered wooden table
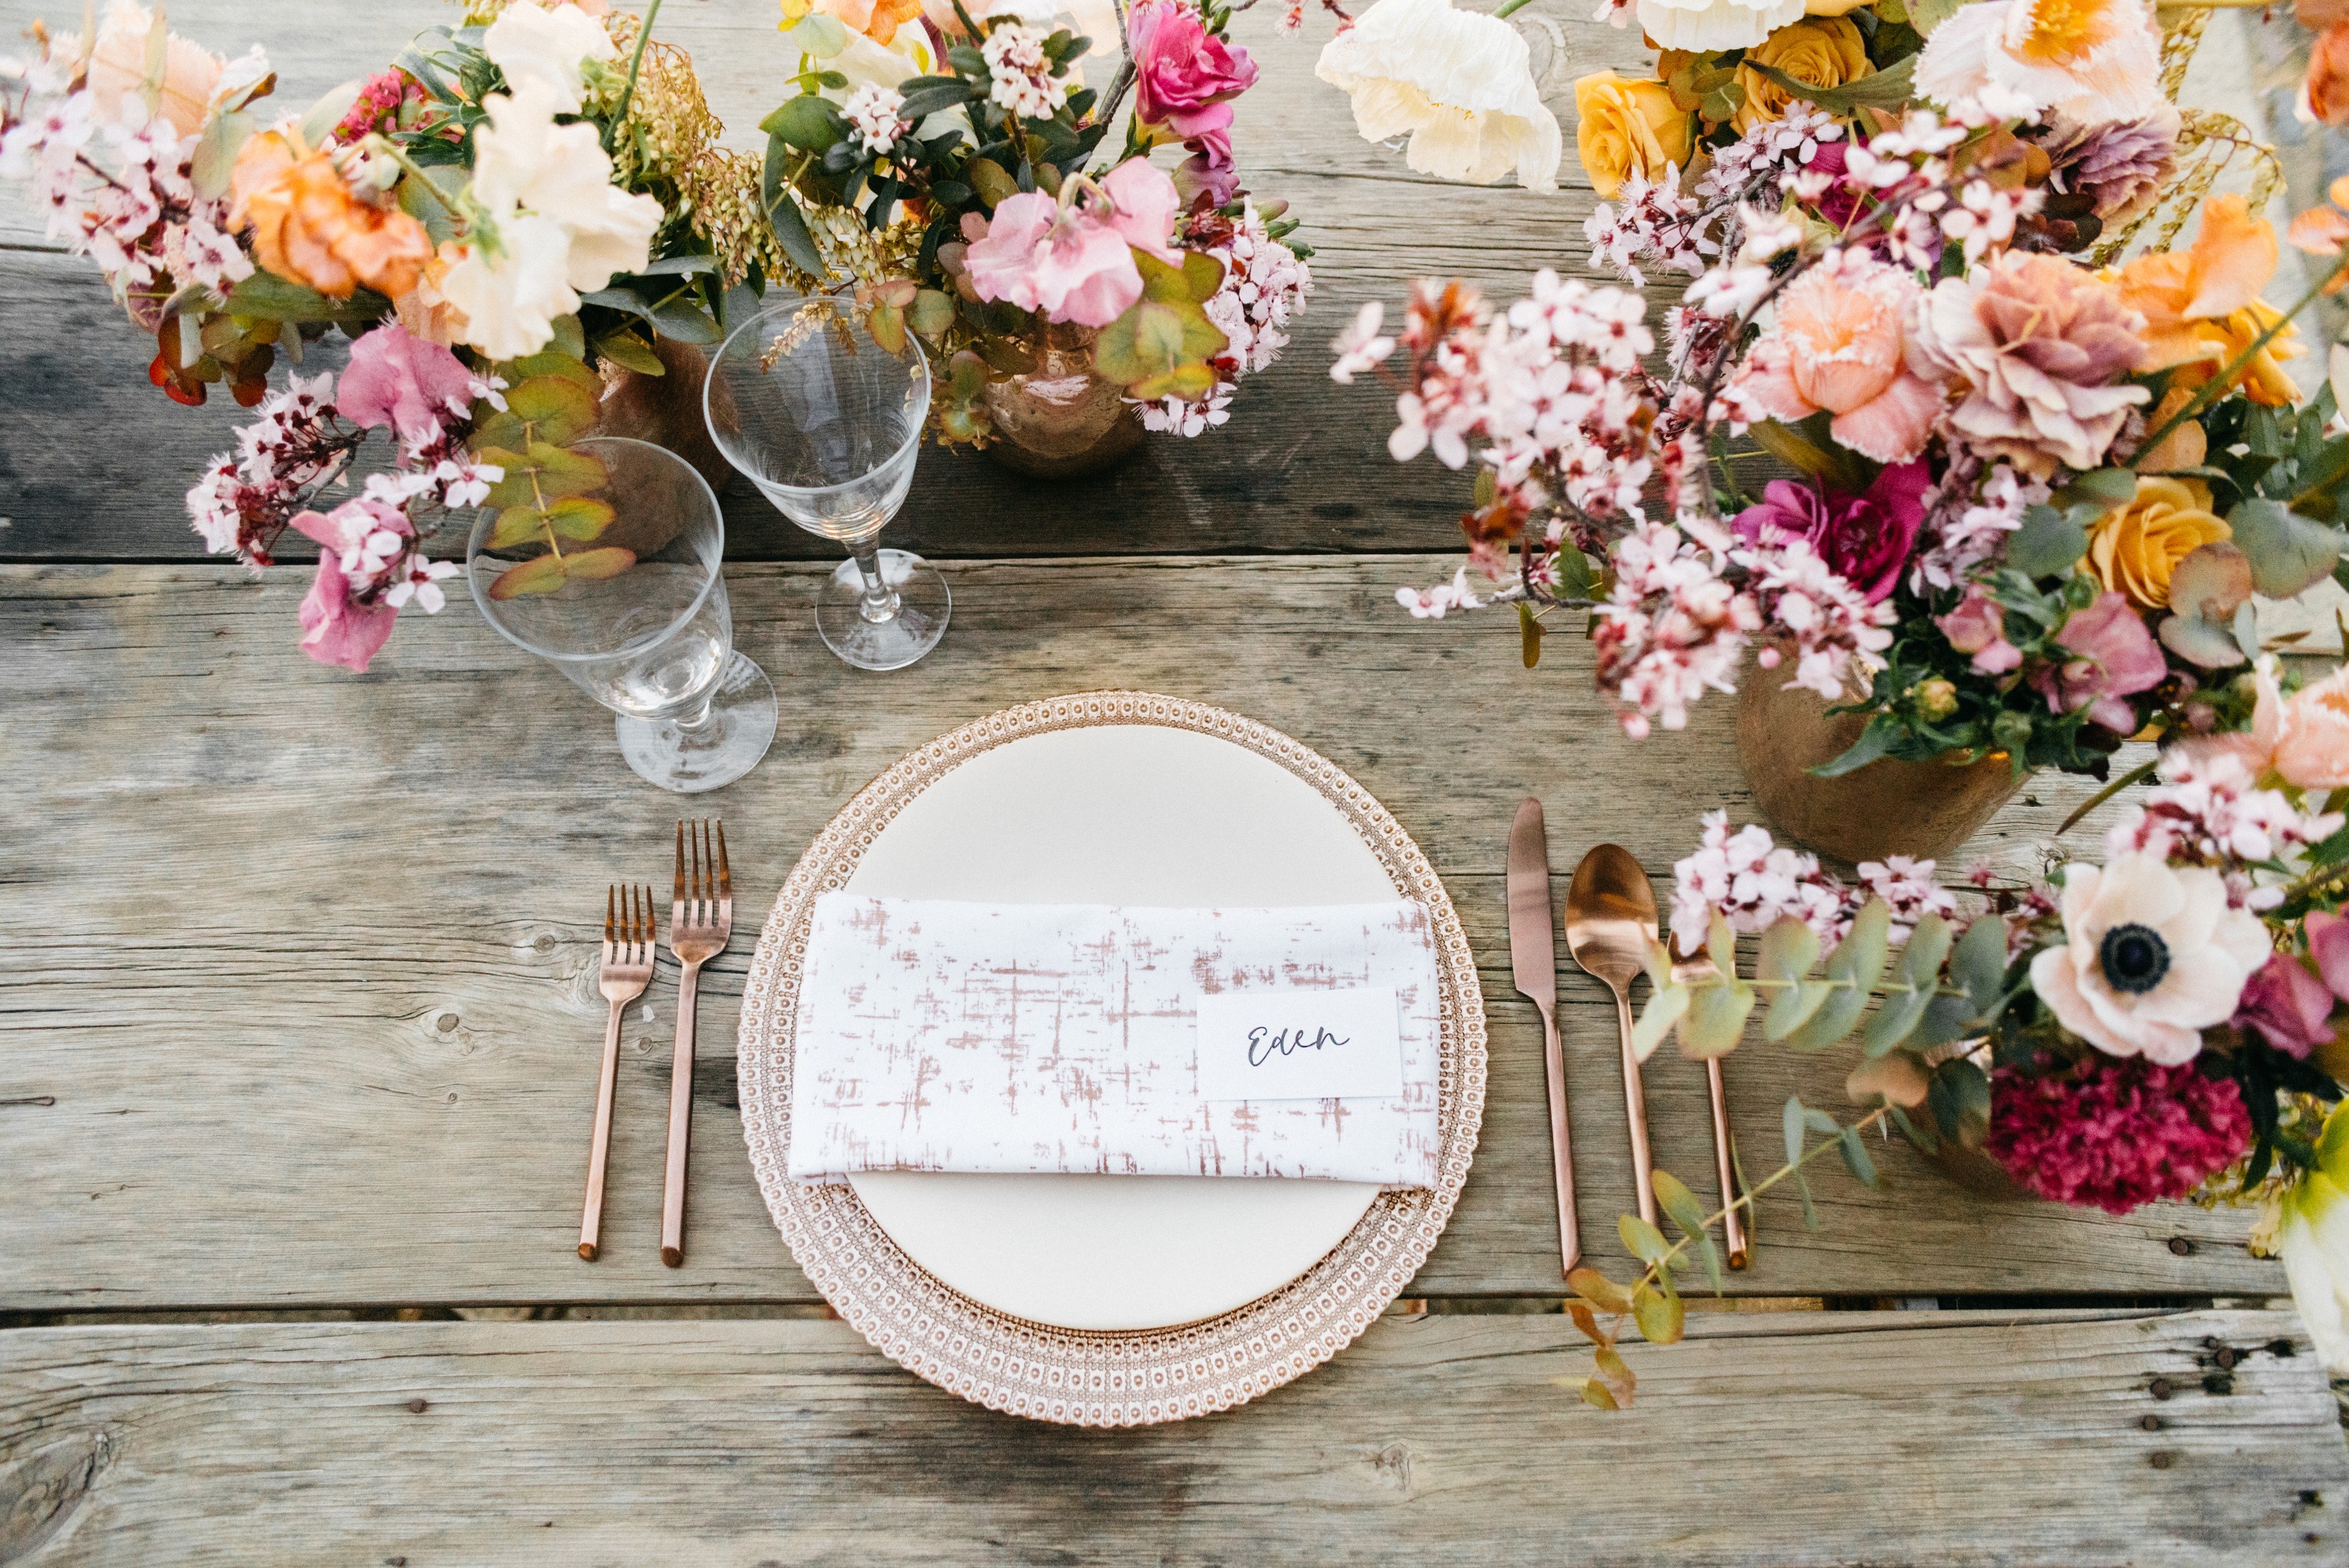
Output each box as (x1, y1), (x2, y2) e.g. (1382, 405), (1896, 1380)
(3, 2), (2345, 1563)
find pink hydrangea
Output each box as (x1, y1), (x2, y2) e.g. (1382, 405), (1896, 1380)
(1985, 1057), (2251, 1214)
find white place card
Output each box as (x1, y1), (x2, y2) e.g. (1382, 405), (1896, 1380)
(1195, 987), (1405, 1102)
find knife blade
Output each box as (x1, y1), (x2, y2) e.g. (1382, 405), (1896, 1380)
(1508, 797), (1581, 1276)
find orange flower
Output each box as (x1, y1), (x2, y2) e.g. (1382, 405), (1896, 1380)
(2310, 22), (2349, 126)
(2111, 195), (2300, 407)
(229, 126), (433, 301)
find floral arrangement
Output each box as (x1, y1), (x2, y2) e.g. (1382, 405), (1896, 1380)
(758, 0), (1314, 444)
(1338, 0), (2349, 798)
(1558, 722), (2349, 1406)
(0, 0), (785, 671)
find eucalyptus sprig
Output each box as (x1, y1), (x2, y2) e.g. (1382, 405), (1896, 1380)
(1559, 1101), (1895, 1410)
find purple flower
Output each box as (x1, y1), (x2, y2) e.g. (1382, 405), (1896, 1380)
(1128, 1), (1258, 143)
(338, 324), (477, 449)
(2234, 953), (2337, 1060)
(1730, 459), (1930, 604)
(2031, 591), (2166, 732)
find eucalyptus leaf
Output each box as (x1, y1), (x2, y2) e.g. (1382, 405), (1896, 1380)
(1620, 1214), (1671, 1263)
(1837, 1125), (1882, 1189)
(1950, 916), (2006, 1019)
(1783, 1095), (1808, 1169)
(1748, 53), (1915, 112)
(2009, 503), (2090, 579)
(1632, 983), (1690, 1062)
(1784, 898), (1891, 1051)
(1680, 980), (1755, 1059)
(2053, 468), (2137, 506)
(1568, 1266), (1634, 1314)
(1758, 916), (1821, 985)
(2228, 497), (2347, 598)
(1763, 978), (1836, 1040)
(1632, 1282), (1684, 1345)
(1652, 1169), (1707, 1240)
(297, 78), (365, 149)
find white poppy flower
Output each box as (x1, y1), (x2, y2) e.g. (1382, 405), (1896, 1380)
(2283, 1105), (2349, 1373)
(2026, 854), (2271, 1065)
(1315, 0), (1562, 193)
(1635, 0), (1805, 53)
(483, 1), (619, 114)
(470, 78), (661, 292)
(441, 215), (580, 361)
(1914, 0), (2160, 126)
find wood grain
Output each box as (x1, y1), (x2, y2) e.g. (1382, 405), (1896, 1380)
(2, 1309), (2341, 1565)
(0, 557), (2269, 1313)
(0, 0), (1638, 563)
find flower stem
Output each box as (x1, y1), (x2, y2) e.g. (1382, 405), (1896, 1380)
(365, 136), (468, 224)
(2056, 754), (2161, 836)
(2130, 242), (2349, 470)
(610, 0), (666, 142)
(1494, 0), (1536, 15)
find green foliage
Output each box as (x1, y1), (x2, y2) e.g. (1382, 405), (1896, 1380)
(2227, 498), (2347, 599)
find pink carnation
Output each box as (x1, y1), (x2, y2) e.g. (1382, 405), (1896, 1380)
(1985, 1057), (2251, 1214)
(1128, 2), (1258, 143)
(338, 324), (478, 450)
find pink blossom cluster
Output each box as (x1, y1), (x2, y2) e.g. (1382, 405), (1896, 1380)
(0, 80), (249, 320)
(982, 23), (1066, 120)
(1585, 167), (1710, 287)
(186, 373), (366, 565)
(1141, 200), (1312, 438)
(1594, 517), (1755, 738)
(1743, 536), (1898, 702)
(1671, 811), (1959, 956)
(1908, 457), (2039, 595)
(2104, 750), (2345, 902)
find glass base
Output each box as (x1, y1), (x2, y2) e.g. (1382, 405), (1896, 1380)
(819, 550), (949, 671)
(614, 652), (779, 793)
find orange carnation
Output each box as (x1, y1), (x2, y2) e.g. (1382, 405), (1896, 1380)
(229, 126), (432, 302)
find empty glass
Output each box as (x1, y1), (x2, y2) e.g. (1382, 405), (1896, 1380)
(704, 295), (946, 671)
(466, 436), (778, 793)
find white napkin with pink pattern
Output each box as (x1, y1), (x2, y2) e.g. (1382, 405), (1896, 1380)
(786, 895), (1443, 1188)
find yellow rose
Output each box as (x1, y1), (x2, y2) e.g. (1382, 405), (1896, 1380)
(2083, 477), (2231, 610)
(1574, 72), (1695, 200)
(1804, 0), (1873, 13)
(1733, 17), (1872, 134)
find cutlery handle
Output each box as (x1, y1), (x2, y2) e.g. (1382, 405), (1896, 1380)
(1706, 1057), (1750, 1270)
(1537, 1004), (1580, 1278)
(1614, 987), (1658, 1228)
(660, 962), (700, 1269)
(579, 998), (626, 1261)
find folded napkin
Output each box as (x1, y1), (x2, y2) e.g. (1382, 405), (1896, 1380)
(786, 895), (1443, 1189)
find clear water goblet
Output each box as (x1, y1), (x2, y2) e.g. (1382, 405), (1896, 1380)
(466, 435), (778, 794)
(703, 295), (946, 671)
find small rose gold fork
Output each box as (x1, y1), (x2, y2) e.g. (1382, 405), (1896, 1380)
(660, 820), (732, 1269)
(581, 884), (655, 1261)
(1670, 949), (1751, 1270)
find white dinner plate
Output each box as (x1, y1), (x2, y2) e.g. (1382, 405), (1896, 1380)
(737, 693), (1485, 1425)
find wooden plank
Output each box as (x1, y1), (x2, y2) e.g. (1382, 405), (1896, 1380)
(0, 557), (2270, 1313)
(0, 0), (1638, 562)
(1, 1309), (2340, 1565)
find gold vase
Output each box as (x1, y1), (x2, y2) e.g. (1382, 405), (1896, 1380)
(1734, 654), (2024, 866)
(979, 327), (1145, 479)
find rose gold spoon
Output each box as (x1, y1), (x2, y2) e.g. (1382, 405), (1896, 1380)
(1566, 844), (1661, 1229)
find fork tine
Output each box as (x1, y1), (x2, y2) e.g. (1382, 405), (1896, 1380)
(715, 821), (730, 902)
(699, 819), (713, 908)
(642, 884), (656, 951)
(673, 820), (687, 914)
(605, 884), (615, 944)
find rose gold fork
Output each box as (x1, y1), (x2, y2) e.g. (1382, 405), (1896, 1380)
(660, 819), (732, 1268)
(1669, 949), (1751, 1270)
(581, 884), (655, 1261)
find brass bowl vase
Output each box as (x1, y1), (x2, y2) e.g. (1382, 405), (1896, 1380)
(978, 327), (1145, 479)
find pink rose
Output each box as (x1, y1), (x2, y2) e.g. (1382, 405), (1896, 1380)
(2233, 952), (2336, 1058)
(2031, 591), (2166, 732)
(1935, 589), (2023, 674)
(338, 324), (478, 448)
(296, 550), (399, 673)
(1128, 1), (1258, 143)
(963, 188), (1149, 327)
(1729, 459), (1930, 604)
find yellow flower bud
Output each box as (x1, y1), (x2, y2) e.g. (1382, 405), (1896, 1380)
(1914, 677), (1958, 723)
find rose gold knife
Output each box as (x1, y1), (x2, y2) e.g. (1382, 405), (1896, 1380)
(1509, 797), (1581, 1277)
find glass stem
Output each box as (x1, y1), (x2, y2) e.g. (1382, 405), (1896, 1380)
(850, 541), (900, 622)
(670, 693), (720, 737)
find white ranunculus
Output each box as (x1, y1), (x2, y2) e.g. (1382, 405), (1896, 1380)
(2282, 1104), (2349, 1373)
(1635, 0), (1805, 52)
(483, 0), (619, 114)
(441, 214), (582, 361)
(2026, 854), (2271, 1065)
(1315, 0), (1561, 193)
(1914, 0), (2160, 126)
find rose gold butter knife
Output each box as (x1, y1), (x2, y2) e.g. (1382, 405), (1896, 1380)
(1509, 797), (1581, 1277)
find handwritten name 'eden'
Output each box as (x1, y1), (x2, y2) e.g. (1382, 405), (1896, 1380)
(1246, 1024), (1352, 1067)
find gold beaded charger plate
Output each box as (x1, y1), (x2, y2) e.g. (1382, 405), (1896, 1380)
(737, 692), (1487, 1426)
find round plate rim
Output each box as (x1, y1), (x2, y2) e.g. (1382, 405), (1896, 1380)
(735, 691), (1487, 1428)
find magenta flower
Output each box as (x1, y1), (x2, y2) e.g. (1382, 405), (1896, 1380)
(1986, 1056), (2251, 1214)
(1129, 1), (1257, 143)
(1177, 143), (1239, 208)
(2308, 910), (2349, 1000)
(1803, 140), (1862, 229)
(1935, 589), (2022, 674)
(296, 550), (399, 673)
(2234, 953), (2337, 1059)
(1729, 459), (1930, 604)
(2031, 591), (2166, 731)
(338, 324), (478, 448)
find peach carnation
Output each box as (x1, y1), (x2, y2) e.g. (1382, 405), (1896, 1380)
(1733, 253), (1944, 463)
(231, 125), (434, 301)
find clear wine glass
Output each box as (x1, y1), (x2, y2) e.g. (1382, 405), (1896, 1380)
(704, 295), (946, 671)
(466, 435), (778, 794)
